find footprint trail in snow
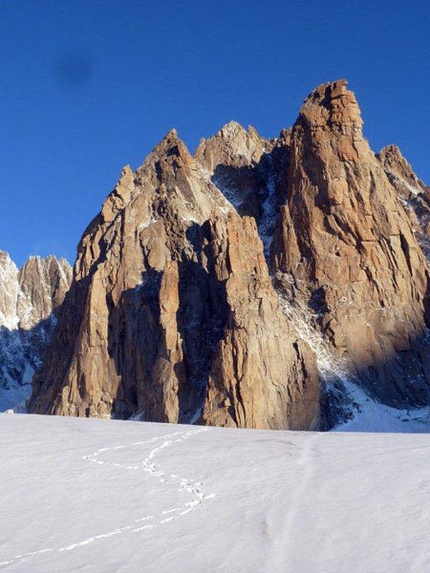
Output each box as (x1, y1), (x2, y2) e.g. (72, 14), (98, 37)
(0, 427), (215, 569)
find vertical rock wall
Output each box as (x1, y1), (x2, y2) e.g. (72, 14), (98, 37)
(27, 80), (430, 427)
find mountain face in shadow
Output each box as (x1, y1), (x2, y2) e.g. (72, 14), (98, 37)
(0, 252), (72, 410)
(28, 80), (430, 430)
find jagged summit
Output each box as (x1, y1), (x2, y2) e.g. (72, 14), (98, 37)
(0, 251), (72, 411)
(195, 120), (269, 171)
(298, 79), (363, 131)
(216, 120), (245, 136)
(21, 80), (430, 430)
(0, 252), (71, 331)
(274, 80), (430, 408)
(28, 102), (321, 427)
(148, 128), (190, 157)
(304, 78), (349, 99)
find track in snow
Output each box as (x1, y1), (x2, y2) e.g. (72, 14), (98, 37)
(0, 427), (215, 569)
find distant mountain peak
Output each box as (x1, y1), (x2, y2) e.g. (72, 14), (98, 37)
(0, 252), (72, 411)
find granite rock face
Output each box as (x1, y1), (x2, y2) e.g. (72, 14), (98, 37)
(28, 80), (430, 427)
(30, 131), (320, 430)
(0, 252), (72, 409)
(272, 80), (430, 406)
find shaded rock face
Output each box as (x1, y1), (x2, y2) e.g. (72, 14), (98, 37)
(30, 131), (320, 430)
(0, 252), (72, 409)
(29, 79), (430, 428)
(195, 123), (291, 261)
(272, 80), (430, 407)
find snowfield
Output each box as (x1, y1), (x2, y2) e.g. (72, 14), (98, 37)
(1, 415), (430, 572)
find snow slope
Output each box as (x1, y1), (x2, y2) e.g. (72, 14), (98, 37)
(1, 414), (430, 572)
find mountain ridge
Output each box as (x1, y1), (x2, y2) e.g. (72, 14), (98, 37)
(1, 79), (429, 430)
(0, 251), (72, 410)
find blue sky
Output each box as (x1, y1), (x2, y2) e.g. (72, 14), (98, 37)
(1, 0), (429, 267)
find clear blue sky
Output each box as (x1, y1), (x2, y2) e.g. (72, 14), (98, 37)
(1, 0), (429, 267)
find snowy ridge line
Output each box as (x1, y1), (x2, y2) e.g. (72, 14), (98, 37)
(0, 427), (215, 569)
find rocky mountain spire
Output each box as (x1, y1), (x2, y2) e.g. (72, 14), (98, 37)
(272, 79), (430, 406)
(27, 79), (430, 428)
(29, 130), (320, 429)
